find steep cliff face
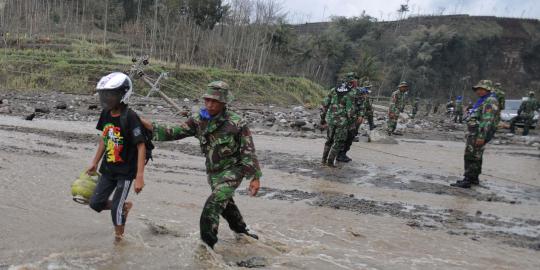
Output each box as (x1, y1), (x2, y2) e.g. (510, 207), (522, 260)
(295, 15), (540, 97)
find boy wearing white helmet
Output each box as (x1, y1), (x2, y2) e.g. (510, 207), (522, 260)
(86, 72), (147, 241)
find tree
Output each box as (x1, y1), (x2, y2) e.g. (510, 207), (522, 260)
(186, 0), (229, 30)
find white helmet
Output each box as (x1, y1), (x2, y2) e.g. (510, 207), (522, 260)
(96, 72), (133, 105)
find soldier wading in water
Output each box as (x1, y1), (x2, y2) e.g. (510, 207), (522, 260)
(142, 81), (261, 249)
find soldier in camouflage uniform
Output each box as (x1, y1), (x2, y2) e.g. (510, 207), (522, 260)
(387, 81), (409, 135)
(321, 75), (363, 167)
(339, 74), (368, 163)
(454, 96), (464, 123)
(451, 80), (499, 188)
(411, 97), (419, 119)
(493, 82), (506, 127)
(510, 91), (539, 136)
(362, 81), (376, 130)
(151, 81), (262, 248)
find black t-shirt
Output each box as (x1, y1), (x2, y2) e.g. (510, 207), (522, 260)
(96, 108), (145, 179)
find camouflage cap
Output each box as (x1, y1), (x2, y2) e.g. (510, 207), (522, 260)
(398, 81), (409, 88)
(472, 80), (494, 91)
(344, 72), (358, 81)
(202, 81), (233, 103)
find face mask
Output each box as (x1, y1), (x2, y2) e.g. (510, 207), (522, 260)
(199, 108), (213, 120)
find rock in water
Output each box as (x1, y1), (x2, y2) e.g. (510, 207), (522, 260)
(291, 120), (306, 128)
(35, 106), (50, 114)
(236, 256), (267, 268)
(25, 113), (36, 121)
(0, 106), (11, 114)
(55, 102), (67, 110)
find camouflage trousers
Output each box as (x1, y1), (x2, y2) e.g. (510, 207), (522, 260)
(463, 134), (486, 179)
(341, 123), (360, 155)
(453, 112), (463, 123)
(200, 171), (247, 248)
(322, 125), (348, 165)
(387, 111), (399, 135)
(366, 112), (375, 130)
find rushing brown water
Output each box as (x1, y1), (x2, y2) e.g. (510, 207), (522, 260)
(0, 115), (539, 269)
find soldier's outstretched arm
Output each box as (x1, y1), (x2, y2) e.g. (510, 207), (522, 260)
(238, 124), (263, 182)
(152, 118), (197, 141)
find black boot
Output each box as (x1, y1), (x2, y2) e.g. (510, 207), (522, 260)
(337, 153), (352, 162)
(450, 178), (472, 188)
(470, 177), (480, 185)
(243, 231), (259, 240)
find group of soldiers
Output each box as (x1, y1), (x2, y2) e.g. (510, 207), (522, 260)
(319, 75), (539, 189)
(320, 73), (376, 165)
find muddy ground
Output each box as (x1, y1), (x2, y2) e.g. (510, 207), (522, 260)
(0, 92), (539, 269)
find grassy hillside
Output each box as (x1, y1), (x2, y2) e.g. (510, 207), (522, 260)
(0, 39), (326, 106)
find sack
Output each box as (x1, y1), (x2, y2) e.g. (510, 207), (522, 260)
(119, 107), (155, 164)
(71, 171), (99, 204)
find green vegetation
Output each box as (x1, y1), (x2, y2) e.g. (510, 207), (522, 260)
(0, 40), (326, 106)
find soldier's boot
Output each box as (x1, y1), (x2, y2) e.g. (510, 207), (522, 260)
(336, 152), (352, 163)
(243, 230), (259, 240)
(326, 152), (338, 167)
(470, 177), (480, 185)
(450, 178), (472, 188)
(509, 122), (516, 134)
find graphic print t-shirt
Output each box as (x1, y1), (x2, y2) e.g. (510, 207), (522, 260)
(96, 109), (145, 179)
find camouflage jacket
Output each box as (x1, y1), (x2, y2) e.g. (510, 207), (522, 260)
(363, 96), (374, 116)
(320, 87), (362, 127)
(153, 109), (262, 182)
(494, 87), (506, 111)
(519, 97), (539, 117)
(467, 93), (499, 140)
(389, 90), (407, 114)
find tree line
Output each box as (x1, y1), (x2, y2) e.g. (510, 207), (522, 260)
(1, 0), (538, 99)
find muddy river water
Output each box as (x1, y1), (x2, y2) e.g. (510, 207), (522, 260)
(0, 115), (539, 269)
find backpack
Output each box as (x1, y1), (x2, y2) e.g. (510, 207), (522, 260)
(119, 107), (155, 165)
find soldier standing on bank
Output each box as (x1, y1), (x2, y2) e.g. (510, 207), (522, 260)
(321, 74), (363, 167)
(145, 81), (262, 249)
(362, 81), (376, 130)
(411, 97), (419, 119)
(451, 80), (499, 188)
(454, 96), (464, 123)
(387, 81), (409, 136)
(510, 91), (539, 136)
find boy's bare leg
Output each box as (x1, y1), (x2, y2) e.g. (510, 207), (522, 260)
(114, 201), (133, 241)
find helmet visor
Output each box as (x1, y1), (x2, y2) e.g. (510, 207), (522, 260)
(98, 90), (124, 110)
